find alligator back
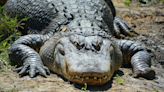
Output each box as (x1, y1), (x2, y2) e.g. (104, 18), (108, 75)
(5, 0), (114, 35)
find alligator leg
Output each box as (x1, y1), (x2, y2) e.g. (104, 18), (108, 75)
(105, 0), (138, 37)
(113, 17), (138, 37)
(116, 40), (155, 79)
(112, 1), (138, 38)
(9, 34), (50, 77)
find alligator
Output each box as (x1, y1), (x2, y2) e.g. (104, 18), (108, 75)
(4, 0), (155, 85)
(0, 0), (7, 6)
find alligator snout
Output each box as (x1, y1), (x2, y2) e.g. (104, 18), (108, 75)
(54, 35), (121, 85)
(63, 41), (114, 85)
(64, 56), (113, 85)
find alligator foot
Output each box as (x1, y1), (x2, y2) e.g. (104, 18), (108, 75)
(14, 63), (50, 78)
(133, 68), (155, 80)
(113, 17), (138, 38)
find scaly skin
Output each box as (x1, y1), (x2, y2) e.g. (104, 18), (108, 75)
(0, 0), (7, 5)
(5, 0), (155, 85)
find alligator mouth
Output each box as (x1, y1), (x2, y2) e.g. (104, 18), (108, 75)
(66, 72), (112, 85)
(64, 60), (113, 85)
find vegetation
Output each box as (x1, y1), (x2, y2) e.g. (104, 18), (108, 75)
(124, 0), (132, 6)
(124, 0), (163, 6)
(114, 74), (125, 85)
(81, 83), (88, 92)
(160, 0), (164, 3)
(0, 6), (28, 68)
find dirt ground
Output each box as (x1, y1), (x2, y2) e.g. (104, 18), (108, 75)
(0, 1), (164, 92)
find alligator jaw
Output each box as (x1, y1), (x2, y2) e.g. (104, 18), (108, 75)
(53, 34), (122, 85)
(63, 61), (113, 85)
(66, 72), (113, 85)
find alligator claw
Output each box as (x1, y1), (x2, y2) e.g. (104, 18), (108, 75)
(43, 66), (51, 75)
(114, 17), (138, 37)
(18, 65), (29, 75)
(37, 67), (47, 77)
(133, 68), (155, 80)
(29, 66), (36, 78)
(14, 63), (50, 78)
(14, 66), (23, 72)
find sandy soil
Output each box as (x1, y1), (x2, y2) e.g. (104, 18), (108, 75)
(0, 1), (164, 92)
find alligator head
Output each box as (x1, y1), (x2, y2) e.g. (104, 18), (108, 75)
(40, 29), (123, 85)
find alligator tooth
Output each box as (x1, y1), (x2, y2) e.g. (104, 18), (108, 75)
(81, 78), (84, 81)
(104, 76), (108, 79)
(99, 79), (102, 83)
(75, 75), (79, 79)
(94, 77), (97, 80)
(85, 77), (89, 80)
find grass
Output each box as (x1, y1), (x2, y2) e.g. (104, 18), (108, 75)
(153, 88), (159, 92)
(160, 0), (164, 3)
(124, 0), (132, 6)
(81, 83), (88, 92)
(0, 5), (28, 69)
(114, 74), (125, 85)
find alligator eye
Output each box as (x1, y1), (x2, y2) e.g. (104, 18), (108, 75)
(59, 48), (65, 56)
(80, 43), (85, 49)
(109, 45), (114, 59)
(73, 42), (80, 49)
(92, 43), (101, 51)
(73, 42), (84, 50)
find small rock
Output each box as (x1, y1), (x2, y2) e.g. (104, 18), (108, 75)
(155, 16), (164, 23)
(0, 60), (4, 69)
